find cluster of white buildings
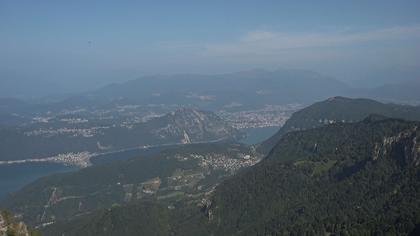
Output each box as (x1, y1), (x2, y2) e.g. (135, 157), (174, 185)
(218, 104), (303, 129)
(24, 126), (108, 138)
(59, 118), (89, 124)
(48, 152), (95, 168)
(0, 152), (95, 168)
(184, 153), (260, 173)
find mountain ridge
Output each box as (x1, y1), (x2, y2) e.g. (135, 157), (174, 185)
(258, 96), (420, 154)
(209, 117), (420, 235)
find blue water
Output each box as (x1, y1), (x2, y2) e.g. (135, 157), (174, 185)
(91, 145), (169, 165)
(0, 127), (279, 200)
(0, 145), (185, 200)
(0, 163), (77, 200)
(0, 146), (174, 200)
(240, 126), (280, 145)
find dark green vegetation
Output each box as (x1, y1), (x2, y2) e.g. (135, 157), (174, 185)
(259, 96), (420, 154)
(21, 116), (420, 236)
(211, 117), (420, 235)
(2, 142), (259, 227)
(0, 108), (241, 161)
(42, 201), (211, 236)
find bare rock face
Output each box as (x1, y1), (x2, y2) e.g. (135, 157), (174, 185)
(0, 211), (32, 236)
(373, 126), (420, 166)
(154, 108), (242, 143)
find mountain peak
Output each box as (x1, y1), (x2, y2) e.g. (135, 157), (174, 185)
(326, 96), (351, 102)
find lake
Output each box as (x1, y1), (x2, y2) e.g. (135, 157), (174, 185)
(0, 126), (280, 200)
(0, 144), (182, 200)
(0, 163), (77, 200)
(239, 126), (280, 145)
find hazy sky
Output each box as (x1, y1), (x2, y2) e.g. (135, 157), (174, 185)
(1, 1), (420, 96)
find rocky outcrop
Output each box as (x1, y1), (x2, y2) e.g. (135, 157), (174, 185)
(0, 211), (32, 236)
(154, 108), (242, 142)
(373, 126), (420, 166)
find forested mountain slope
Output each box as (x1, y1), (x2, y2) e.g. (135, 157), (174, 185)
(212, 116), (420, 235)
(258, 96), (420, 154)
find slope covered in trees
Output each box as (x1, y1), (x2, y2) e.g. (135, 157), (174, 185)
(258, 96), (420, 154)
(211, 117), (420, 235)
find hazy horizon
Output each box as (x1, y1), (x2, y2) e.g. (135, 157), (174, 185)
(1, 1), (420, 98)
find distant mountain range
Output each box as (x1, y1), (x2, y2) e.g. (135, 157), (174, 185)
(1, 69), (419, 124)
(57, 69), (420, 109)
(0, 69), (358, 115)
(367, 79), (420, 103)
(89, 69), (349, 110)
(258, 96), (420, 154)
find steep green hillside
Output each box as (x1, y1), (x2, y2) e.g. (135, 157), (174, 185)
(258, 96), (420, 154)
(211, 117), (420, 235)
(42, 201), (210, 236)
